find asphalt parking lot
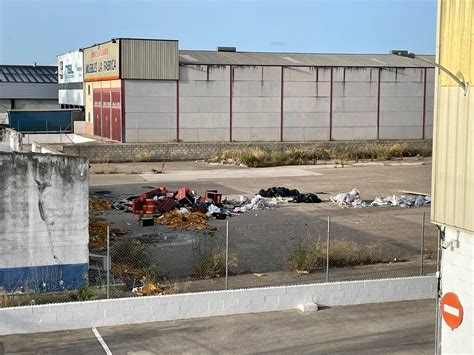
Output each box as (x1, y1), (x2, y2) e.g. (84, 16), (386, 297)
(0, 299), (436, 354)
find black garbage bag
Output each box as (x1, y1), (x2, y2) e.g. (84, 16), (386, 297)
(293, 193), (322, 203)
(257, 187), (300, 198)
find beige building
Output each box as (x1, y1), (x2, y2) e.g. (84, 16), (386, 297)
(432, 0), (474, 353)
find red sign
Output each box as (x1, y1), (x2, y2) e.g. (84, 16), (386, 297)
(441, 292), (463, 330)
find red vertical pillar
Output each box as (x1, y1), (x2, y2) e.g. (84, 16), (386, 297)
(329, 67), (333, 141)
(280, 66), (284, 142)
(120, 81), (126, 143)
(176, 79), (180, 142)
(422, 68), (427, 140)
(229, 65), (233, 142)
(377, 68), (382, 140)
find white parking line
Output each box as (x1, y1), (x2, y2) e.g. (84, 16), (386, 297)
(92, 327), (112, 355)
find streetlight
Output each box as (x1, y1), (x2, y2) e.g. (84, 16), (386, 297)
(390, 50), (469, 96)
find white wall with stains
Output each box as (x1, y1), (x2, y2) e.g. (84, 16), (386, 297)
(0, 152), (89, 292)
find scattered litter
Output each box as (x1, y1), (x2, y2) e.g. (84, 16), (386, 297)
(331, 189), (431, 208)
(371, 194), (431, 207)
(179, 207), (190, 214)
(111, 184), (324, 229)
(253, 273), (265, 277)
(330, 189), (367, 208)
(207, 204), (221, 214)
(240, 195), (277, 211)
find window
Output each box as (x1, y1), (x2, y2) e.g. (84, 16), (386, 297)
(88, 85), (91, 95)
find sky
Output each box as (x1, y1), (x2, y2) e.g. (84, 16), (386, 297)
(0, 0), (437, 65)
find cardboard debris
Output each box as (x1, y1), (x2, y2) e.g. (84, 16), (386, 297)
(157, 209), (210, 230)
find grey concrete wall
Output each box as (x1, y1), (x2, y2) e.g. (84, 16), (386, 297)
(179, 65), (229, 141)
(121, 66), (434, 143)
(379, 68), (434, 139)
(284, 67), (330, 141)
(332, 67), (378, 140)
(0, 276), (437, 335)
(0, 152), (89, 291)
(232, 66), (280, 141)
(62, 140), (431, 163)
(125, 80), (177, 143)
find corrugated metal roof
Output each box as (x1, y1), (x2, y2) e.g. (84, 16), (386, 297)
(179, 50), (435, 67)
(0, 65), (57, 84)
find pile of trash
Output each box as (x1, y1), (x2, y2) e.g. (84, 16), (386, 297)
(257, 187), (322, 203)
(157, 209), (211, 230)
(371, 194), (431, 208)
(330, 189), (431, 208)
(330, 189), (367, 208)
(109, 185), (323, 230)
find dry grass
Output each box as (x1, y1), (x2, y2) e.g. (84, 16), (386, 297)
(210, 142), (432, 167)
(289, 240), (386, 273)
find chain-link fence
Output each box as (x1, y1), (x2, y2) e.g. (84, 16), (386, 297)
(0, 208), (438, 307)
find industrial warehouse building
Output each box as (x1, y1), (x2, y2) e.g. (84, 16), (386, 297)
(65, 38), (435, 143)
(0, 65), (59, 114)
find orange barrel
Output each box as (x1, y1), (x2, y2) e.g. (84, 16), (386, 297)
(144, 199), (155, 214)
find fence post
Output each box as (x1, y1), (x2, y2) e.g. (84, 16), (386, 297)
(420, 212), (425, 276)
(225, 220), (229, 290)
(106, 225), (110, 299)
(326, 216), (330, 283)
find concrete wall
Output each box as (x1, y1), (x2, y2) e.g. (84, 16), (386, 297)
(380, 68), (434, 139)
(0, 276), (436, 335)
(125, 80), (177, 142)
(0, 153), (89, 292)
(440, 227), (474, 354)
(179, 65), (229, 142)
(284, 67), (330, 141)
(119, 65), (434, 143)
(0, 128), (22, 152)
(232, 66), (280, 141)
(62, 139), (431, 163)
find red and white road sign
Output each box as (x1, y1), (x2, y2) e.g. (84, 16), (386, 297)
(441, 292), (463, 330)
